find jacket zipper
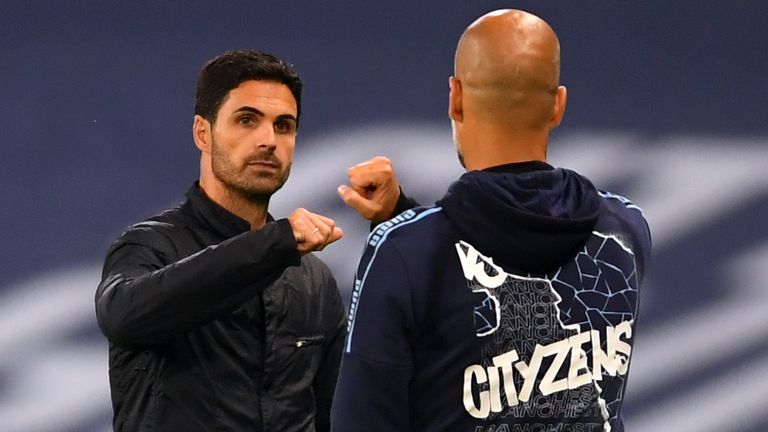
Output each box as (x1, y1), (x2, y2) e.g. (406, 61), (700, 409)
(295, 335), (324, 348)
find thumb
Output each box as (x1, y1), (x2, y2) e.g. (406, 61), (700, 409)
(337, 185), (376, 219)
(330, 226), (344, 243)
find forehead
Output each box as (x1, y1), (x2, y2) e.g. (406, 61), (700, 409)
(219, 80), (297, 116)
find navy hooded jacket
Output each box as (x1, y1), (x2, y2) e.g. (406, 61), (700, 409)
(332, 161), (651, 432)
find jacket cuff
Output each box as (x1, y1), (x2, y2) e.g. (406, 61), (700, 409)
(267, 218), (302, 266)
(368, 187), (420, 232)
(393, 187), (419, 215)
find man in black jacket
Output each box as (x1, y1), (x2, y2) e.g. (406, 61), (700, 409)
(96, 50), (345, 432)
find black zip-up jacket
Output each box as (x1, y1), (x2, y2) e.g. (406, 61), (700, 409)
(95, 183), (346, 432)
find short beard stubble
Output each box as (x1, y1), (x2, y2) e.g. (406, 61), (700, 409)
(210, 135), (292, 205)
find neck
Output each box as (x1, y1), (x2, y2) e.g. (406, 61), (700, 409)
(459, 123), (548, 171)
(199, 177), (269, 230)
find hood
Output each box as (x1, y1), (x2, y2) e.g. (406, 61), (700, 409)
(436, 162), (600, 274)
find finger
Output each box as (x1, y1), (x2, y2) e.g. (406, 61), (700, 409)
(305, 212), (343, 249)
(337, 185), (378, 219)
(313, 213), (337, 227)
(288, 208), (312, 244)
(305, 213), (334, 245)
(348, 156), (392, 179)
(329, 226), (344, 243)
(296, 242), (314, 256)
(346, 172), (376, 199)
(348, 170), (384, 192)
(347, 156), (391, 173)
(348, 170), (381, 192)
(316, 227), (344, 251)
(319, 218), (338, 245)
(347, 157), (382, 172)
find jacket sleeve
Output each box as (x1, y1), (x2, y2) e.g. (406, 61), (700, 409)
(313, 271), (347, 432)
(95, 218), (301, 347)
(331, 238), (413, 432)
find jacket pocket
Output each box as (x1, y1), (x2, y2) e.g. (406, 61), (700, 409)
(294, 334), (325, 349)
(270, 333), (326, 378)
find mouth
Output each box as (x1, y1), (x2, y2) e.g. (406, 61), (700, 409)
(248, 161), (277, 167)
(246, 158), (280, 170)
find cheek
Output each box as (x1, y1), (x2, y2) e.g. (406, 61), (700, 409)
(212, 129), (240, 150)
(223, 131), (256, 159)
(277, 138), (296, 161)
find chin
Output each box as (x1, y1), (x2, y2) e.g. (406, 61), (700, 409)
(220, 177), (281, 202)
(243, 180), (284, 199)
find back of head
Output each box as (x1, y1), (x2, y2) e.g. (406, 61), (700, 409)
(455, 9), (561, 131)
(194, 50), (303, 126)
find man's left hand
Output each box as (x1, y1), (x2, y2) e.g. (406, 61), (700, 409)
(337, 156), (401, 224)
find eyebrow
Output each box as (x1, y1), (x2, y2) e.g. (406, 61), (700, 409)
(234, 106), (298, 123)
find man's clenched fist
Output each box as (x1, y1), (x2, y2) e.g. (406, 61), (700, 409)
(337, 156), (401, 224)
(287, 208), (343, 255)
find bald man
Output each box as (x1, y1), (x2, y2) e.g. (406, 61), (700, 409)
(333, 9), (651, 432)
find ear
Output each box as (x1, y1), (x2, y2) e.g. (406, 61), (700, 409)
(550, 85), (568, 129)
(448, 76), (463, 123)
(193, 115), (212, 153)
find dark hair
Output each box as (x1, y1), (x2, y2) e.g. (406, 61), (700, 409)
(194, 50), (303, 126)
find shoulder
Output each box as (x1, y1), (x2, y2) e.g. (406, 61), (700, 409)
(367, 206), (448, 250)
(124, 209), (182, 240)
(355, 206), (451, 285)
(598, 190), (645, 215)
(597, 191), (650, 236)
(596, 190), (652, 272)
(109, 206), (189, 257)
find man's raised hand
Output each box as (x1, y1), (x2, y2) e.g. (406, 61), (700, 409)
(337, 156), (401, 224)
(288, 208), (343, 255)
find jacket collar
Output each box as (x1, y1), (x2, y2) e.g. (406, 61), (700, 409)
(481, 160), (554, 174)
(185, 182), (268, 238)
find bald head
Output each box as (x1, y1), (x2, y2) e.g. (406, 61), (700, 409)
(454, 9), (562, 130)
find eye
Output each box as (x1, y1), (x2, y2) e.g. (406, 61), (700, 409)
(238, 115), (256, 126)
(274, 119), (296, 134)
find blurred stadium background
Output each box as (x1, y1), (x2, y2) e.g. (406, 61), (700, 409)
(1, 2), (767, 431)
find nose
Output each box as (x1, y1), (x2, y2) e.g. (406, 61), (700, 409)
(257, 122), (277, 150)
